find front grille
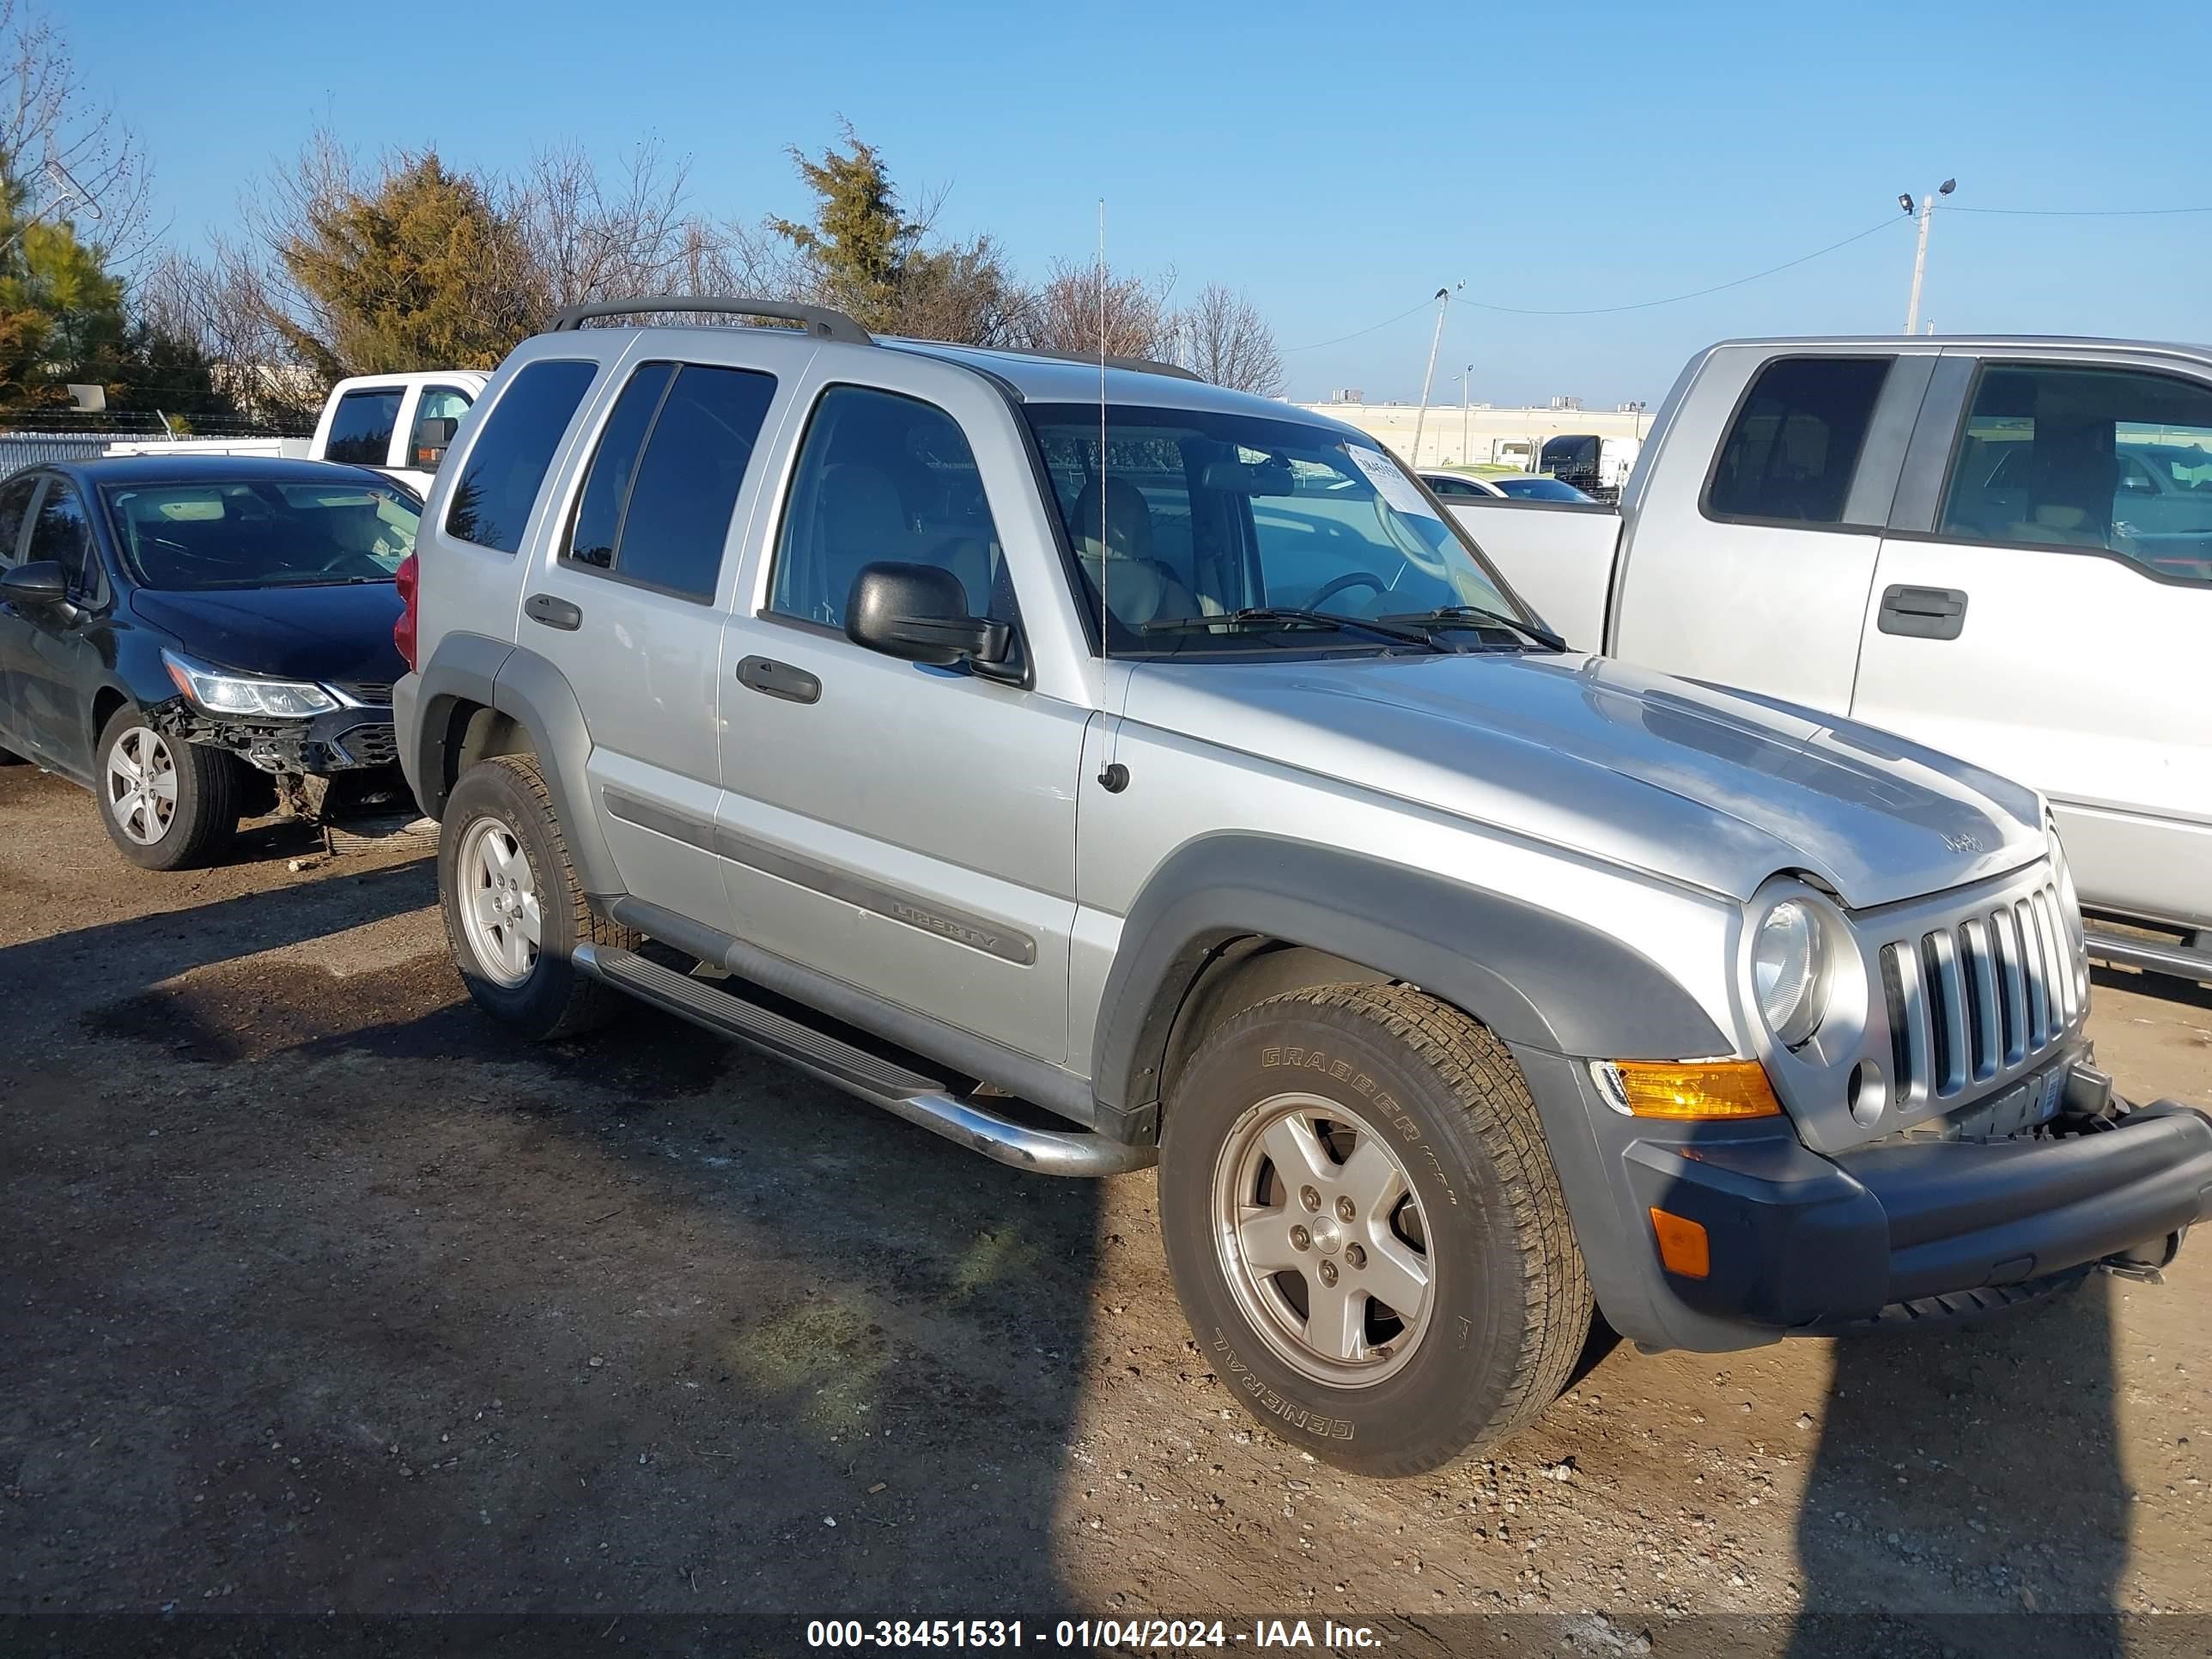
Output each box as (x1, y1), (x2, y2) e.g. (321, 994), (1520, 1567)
(1877, 878), (2083, 1110)
(331, 680), (394, 708)
(332, 722), (398, 766)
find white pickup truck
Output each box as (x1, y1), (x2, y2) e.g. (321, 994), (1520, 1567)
(106, 370), (488, 496)
(1450, 334), (2212, 983)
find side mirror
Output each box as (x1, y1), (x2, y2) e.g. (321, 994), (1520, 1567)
(1, 560), (69, 607)
(846, 562), (1012, 669)
(413, 416), (459, 471)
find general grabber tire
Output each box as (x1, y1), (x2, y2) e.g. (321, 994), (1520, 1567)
(438, 754), (640, 1040)
(1158, 982), (1593, 1478)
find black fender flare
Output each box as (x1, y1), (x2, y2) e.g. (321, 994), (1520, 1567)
(1091, 832), (1732, 1118)
(409, 634), (624, 900)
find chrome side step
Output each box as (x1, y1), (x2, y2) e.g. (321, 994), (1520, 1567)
(573, 944), (1155, 1178)
(2086, 928), (2212, 985)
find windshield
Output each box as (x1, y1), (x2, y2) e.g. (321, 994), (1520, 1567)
(1493, 475), (1595, 502)
(100, 478), (419, 591)
(1023, 404), (1528, 653)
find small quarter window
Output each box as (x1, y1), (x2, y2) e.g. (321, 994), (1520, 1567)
(1707, 357), (1892, 526)
(445, 360), (598, 555)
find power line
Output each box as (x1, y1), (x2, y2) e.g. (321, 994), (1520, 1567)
(1942, 204), (2212, 217)
(1286, 214), (1908, 347)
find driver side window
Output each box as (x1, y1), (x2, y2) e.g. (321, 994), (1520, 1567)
(0, 474), (37, 568)
(27, 478), (96, 597)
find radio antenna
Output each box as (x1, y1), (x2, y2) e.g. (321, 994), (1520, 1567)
(1097, 198), (1109, 683)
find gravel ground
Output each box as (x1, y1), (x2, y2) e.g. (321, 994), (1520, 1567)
(2, 762), (2208, 1653)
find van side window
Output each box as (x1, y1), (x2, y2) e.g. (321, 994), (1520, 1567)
(769, 386), (1010, 629)
(1938, 363), (2212, 584)
(325, 388), (405, 466)
(561, 362), (777, 601)
(445, 360), (599, 555)
(1705, 357), (1892, 526)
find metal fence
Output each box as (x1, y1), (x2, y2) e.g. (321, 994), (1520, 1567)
(0, 432), (118, 477)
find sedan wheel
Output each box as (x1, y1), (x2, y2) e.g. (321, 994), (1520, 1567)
(106, 726), (180, 846)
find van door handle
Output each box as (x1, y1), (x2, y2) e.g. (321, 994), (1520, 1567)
(1877, 584), (1967, 641)
(525, 593), (583, 631)
(736, 655), (821, 705)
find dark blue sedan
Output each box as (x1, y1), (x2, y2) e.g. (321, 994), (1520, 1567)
(0, 455), (417, 869)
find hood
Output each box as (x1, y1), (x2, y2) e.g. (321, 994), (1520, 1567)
(131, 582), (405, 687)
(1122, 651), (2046, 909)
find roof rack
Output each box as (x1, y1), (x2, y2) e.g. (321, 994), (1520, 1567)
(949, 341), (1201, 383)
(544, 295), (1206, 385)
(546, 295), (872, 346)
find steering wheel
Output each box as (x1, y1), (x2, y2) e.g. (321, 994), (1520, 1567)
(1308, 570), (1386, 610)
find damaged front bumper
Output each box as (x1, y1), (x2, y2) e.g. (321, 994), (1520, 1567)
(147, 695), (401, 777)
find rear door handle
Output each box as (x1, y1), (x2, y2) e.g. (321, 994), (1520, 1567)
(736, 655), (821, 705)
(1876, 584), (1968, 641)
(525, 593), (583, 631)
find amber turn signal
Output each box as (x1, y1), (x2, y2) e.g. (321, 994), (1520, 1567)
(1648, 1207), (1711, 1279)
(1604, 1059), (1783, 1120)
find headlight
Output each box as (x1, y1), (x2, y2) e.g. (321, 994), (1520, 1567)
(162, 650), (337, 719)
(1753, 899), (1828, 1048)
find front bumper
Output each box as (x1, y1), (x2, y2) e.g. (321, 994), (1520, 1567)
(1516, 1047), (2212, 1352)
(149, 695), (399, 777)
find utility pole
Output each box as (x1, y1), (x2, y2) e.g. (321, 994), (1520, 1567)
(1461, 365), (1472, 465)
(1408, 282), (1461, 467)
(1900, 179), (1955, 335)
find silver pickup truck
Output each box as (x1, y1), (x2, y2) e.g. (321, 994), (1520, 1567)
(392, 298), (2212, 1477)
(1447, 335), (2212, 986)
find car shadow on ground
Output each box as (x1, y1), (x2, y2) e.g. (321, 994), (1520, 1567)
(1785, 1278), (2128, 1658)
(3, 923), (1102, 1628)
(2090, 962), (2212, 1013)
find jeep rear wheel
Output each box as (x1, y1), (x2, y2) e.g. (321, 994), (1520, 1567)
(438, 754), (638, 1040)
(1158, 982), (1591, 1478)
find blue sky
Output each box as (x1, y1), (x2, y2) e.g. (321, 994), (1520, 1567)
(88, 0), (2212, 405)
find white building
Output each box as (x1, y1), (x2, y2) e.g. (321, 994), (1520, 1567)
(1295, 397), (1653, 471)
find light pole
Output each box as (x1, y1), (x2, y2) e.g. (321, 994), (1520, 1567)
(1408, 282), (1461, 467)
(1900, 178), (1954, 336)
(1460, 364), (1472, 466)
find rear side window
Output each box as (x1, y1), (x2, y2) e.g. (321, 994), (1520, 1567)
(1706, 357), (1892, 526)
(324, 388), (404, 466)
(445, 360), (599, 554)
(562, 362), (777, 601)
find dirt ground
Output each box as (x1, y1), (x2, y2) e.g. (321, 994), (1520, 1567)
(3, 762), (2209, 1655)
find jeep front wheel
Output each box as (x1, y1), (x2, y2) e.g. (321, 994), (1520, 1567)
(1158, 982), (1592, 1478)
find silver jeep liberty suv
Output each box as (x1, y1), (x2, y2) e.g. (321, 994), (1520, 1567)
(393, 297), (2212, 1477)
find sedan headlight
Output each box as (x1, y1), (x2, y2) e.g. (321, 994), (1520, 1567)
(163, 650), (337, 719)
(1752, 899), (1830, 1048)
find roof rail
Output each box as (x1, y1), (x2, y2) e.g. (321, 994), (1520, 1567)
(957, 341), (1202, 383)
(546, 296), (872, 346)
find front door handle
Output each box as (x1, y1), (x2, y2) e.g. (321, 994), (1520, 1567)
(736, 655), (821, 705)
(525, 592), (583, 631)
(1876, 584), (1968, 641)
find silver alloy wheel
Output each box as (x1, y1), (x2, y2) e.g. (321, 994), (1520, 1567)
(1209, 1091), (1435, 1388)
(455, 816), (544, 988)
(106, 725), (179, 845)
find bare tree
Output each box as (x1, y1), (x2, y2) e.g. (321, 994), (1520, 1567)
(0, 0), (154, 264)
(1025, 258), (1176, 361)
(511, 139), (720, 313)
(133, 241), (323, 425)
(1171, 282), (1283, 398)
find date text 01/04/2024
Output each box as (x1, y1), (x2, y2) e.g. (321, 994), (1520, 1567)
(803, 1619), (1385, 1650)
